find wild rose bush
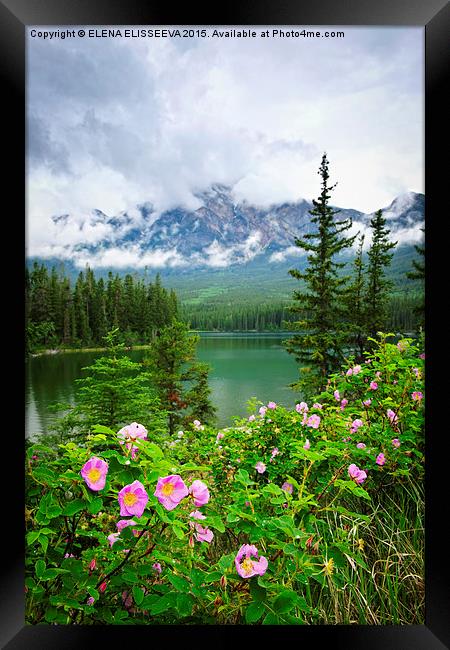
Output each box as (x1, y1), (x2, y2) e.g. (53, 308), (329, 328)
(25, 334), (424, 625)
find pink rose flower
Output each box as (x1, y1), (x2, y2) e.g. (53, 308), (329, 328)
(87, 596), (95, 606)
(376, 453), (386, 466)
(117, 519), (138, 534)
(152, 562), (162, 574)
(312, 403), (323, 410)
(352, 365), (362, 375)
(348, 463), (367, 484)
(346, 368), (353, 376)
(248, 415), (256, 422)
(387, 409), (398, 425)
(189, 479), (210, 507)
(307, 414), (321, 429)
(189, 510), (206, 520)
(303, 439), (311, 450)
(118, 480), (149, 518)
(340, 398), (348, 410)
(259, 406), (267, 416)
(189, 511), (213, 543)
(267, 401), (277, 409)
(154, 475), (189, 511)
(107, 533), (120, 547)
(235, 544), (268, 578)
(334, 390), (340, 401)
(282, 482), (293, 494)
(194, 524), (214, 543)
(369, 382), (378, 390)
(391, 438), (401, 448)
(363, 399), (372, 407)
(255, 461), (266, 474)
(356, 442), (366, 449)
(81, 457), (108, 491)
(295, 402), (309, 413)
(352, 419), (363, 430)
(117, 422), (148, 451)
(270, 447), (280, 461)
(412, 391), (423, 402)
(216, 432), (224, 442)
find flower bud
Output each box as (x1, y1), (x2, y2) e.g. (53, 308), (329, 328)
(220, 575), (227, 589)
(89, 558), (96, 572)
(99, 581), (107, 593)
(189, 536), (195, 548)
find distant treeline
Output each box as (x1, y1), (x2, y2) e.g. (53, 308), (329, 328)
(25, 263), (423, 351)
(180, 292), (423, 334)
(25, 263), (178, 351)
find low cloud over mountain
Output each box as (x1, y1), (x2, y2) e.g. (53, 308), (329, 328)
(27, 185), (424, 272)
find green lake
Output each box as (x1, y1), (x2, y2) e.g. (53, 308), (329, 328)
(25, 333), (300, 438)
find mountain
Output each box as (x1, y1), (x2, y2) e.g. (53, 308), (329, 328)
(28, 187), (424, 299)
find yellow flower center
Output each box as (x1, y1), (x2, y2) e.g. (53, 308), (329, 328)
(240, 558), (254, 575)
(87, 468), (102, 483)
(161, 483), (175, 497)
(123, 492), (138, 506)
(323, 557), (335, 576)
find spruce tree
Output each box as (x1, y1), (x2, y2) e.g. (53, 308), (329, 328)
(144, 320), (214, 435)
(365, 209), (397, 340)
(284, 153), (356, 395)
(343, 234), (367, 360)
(406, 228), (425, 328)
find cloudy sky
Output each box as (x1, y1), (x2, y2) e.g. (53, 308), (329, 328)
(26, 26), (424, 262)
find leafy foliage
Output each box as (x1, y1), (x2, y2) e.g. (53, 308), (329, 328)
(25, 334), (424, 625)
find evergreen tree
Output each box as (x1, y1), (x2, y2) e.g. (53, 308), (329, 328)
(406, 228), (425, 328)
(343, 234), (367, 360)
(183, 361), (216, 425)
(60, 328), (163, 437)
(365, 209), (397, 340)
(144, 320), (214, 435)
(284, 153), (357, 395)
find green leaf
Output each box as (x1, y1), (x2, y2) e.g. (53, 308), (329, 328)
(205, 516), (225, 533)
(35, 560), (46, 579)
(263, 612), (280, 625)
(87, 497), (103, 515)
(167, 573), (190, 592)
(171, 522), (186, 540)
(62, 499), (86, 517)
(91, 424), (116, 436)
(132, 586), (145, 606)
(249, 580), (266, 602)
(38, 536), (49, 554)
(176, 593), (194, 617)
(273, 589), (299, 614)
(235, 469), (255, 486)
(139, 441), (164, 460)
(26, 531), (40, 545)
(149, 592), (177, 615)
(245, 601), (266, 623)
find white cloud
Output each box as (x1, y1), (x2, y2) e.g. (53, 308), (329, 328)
(27, 26), (423, 260)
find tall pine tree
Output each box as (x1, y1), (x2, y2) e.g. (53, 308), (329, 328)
(365, 209), (397, 340)
(284, 153), (356, 395)
(343, 234), (367, 360)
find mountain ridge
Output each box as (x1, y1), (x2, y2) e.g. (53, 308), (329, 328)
(32, 187), (424, 276)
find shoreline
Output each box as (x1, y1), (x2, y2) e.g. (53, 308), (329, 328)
(28, 331), (295, 357)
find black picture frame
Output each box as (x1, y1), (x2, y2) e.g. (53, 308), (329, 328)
(3, 0), (448, 647)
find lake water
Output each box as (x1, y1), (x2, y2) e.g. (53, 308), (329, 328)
(25, 334), (300, 438)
